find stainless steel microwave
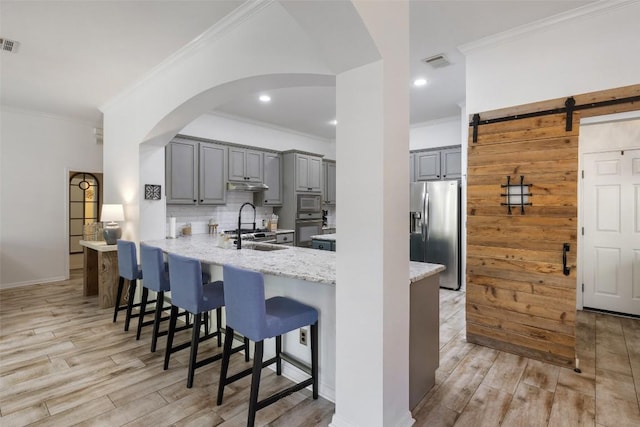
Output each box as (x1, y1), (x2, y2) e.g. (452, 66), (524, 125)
(297, 193), (322, 213)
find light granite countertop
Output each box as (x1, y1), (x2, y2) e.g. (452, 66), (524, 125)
(310, 233), (336, 241)
(143, 234), (444, 286)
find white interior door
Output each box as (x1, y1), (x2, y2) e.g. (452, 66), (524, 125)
(583, 149), (640, 315)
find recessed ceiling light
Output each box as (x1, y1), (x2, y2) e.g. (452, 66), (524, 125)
(329, 119), (338, 126)
(259, 94), (271, 103)
(413, 78), (427, 87)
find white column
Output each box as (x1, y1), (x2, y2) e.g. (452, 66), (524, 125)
(331, 2), (411, 426)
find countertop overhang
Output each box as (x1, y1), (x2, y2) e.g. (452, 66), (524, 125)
(143, 234), (444, 285)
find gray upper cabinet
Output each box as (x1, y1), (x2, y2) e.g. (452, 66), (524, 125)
(166, 139), (198, 204)
(323, 160), (336, 205)
(228, 147), (263, 182)
(166, 138), (226, 205)
(441, 147), (462, 180)
(295, 153), (322, 192)
(412, 146), (461, 181)
(409, 153), (415, 182)
(199, 143), (227, 204)
(414, 151), (441, 181)
(254, 152), (283, 206)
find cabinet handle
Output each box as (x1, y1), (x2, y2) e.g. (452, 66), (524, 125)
(200, 200), (203, 203)
(443, 175), (446, 178)
(193, 199), (197, 203)
(283, 236), (288, 241)
(319, 244), (324, 249)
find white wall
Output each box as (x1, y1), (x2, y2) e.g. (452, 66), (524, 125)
(0, 107), (102, 288)
(463, 1), (640, 115)
(181, 113), (336, 159)
(410, 116), (461, 151)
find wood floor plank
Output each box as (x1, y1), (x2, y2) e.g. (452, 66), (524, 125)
(595, 368), (640, 427)
(28, 396), (115, 427)
(452, 384), (512, 427)
(548, 386), (595, 427)
(0, 402), (49, 427)
(557, 367), (595, 398)
(425, 348), (494, 413)
(521, 359), (560, 392)
(0, 358), (120, 415)
(74, 392), (169, 427)
(501, 382), (554, 427)
(480, 351), (527, 394)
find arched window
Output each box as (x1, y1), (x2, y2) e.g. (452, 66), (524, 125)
(69, 172), (100, 254)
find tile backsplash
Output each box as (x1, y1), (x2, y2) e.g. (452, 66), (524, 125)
(166, 193), (337, 236)
(166, 192), (275, 236)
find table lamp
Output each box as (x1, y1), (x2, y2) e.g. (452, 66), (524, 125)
(101, 204), (124, 245)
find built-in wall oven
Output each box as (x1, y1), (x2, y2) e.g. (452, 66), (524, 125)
(295, 193), (323, 247)
(296, 214), (323, 247)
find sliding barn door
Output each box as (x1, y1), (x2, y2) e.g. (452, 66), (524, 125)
(466, 112), (578, 367)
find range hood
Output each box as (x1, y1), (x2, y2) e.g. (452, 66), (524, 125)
(226, 182), (269, 192)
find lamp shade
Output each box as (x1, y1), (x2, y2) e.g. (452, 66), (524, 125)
(101, 204), (124, 223)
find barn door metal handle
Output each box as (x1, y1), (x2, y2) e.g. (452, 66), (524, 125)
(562, 243), (570, 276)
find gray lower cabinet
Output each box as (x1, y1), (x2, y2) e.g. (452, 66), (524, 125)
(276, 232), (294, 245)
(254, 152), (283, 206)
(322, 160), (336, 205)
(166, 138), (226, 205)
(228, 147), (263, 182)
(412, 146), (461, 181)
(312, 239), (335, 251)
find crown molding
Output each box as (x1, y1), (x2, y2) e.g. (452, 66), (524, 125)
(1, 104), (101, 127)
(410, 115), (461, 129)
(100, 0), (274, 113)
(459, 0), (636, 55)
(204, 111), (335, 143)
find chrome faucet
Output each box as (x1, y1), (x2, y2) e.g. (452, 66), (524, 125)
(237, 202), (256, 250)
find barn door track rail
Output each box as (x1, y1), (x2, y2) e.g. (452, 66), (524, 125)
(470, 95), (640, 143)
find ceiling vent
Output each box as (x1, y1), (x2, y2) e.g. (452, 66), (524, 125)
(422, 54), (450, 69)
(0, 38), (19, 53)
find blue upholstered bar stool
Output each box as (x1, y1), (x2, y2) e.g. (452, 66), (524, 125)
(114, 240), (155, 332)
(165, 253), (248, 388)
(217, 264), (318, 427)
(139, 244), (193, 351)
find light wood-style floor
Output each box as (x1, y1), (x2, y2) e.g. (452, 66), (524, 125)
(1, 271), (639, 426)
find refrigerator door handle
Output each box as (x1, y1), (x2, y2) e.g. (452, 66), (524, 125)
(423, 193), (429, 242)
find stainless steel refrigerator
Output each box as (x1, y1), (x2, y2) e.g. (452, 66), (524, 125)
(410, 180), (461, 290)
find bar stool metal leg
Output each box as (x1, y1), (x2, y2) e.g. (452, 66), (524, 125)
(113, 276), (125, 322)
(124, 279), (137, 332)
(247, 341), (264, 427)
(150, 291), (164, 352)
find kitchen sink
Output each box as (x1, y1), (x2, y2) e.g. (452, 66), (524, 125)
(247, 244), (289, 252)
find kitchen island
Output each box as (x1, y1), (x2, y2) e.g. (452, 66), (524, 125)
(143, 234), (444, 407)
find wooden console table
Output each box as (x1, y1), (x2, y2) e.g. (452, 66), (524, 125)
(80, 240), (123, 308)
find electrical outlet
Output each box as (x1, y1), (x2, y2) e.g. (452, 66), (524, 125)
(299, 328), (308, 346)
